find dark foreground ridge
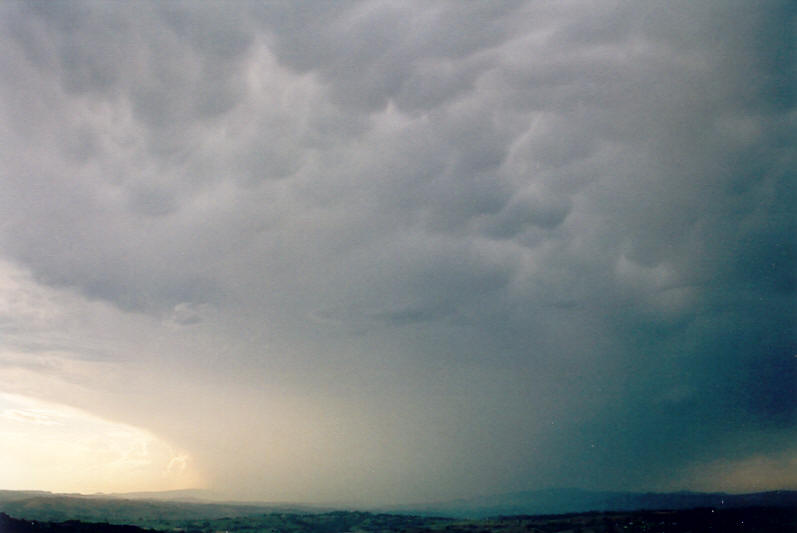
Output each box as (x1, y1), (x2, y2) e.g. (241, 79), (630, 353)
(2, 506), (796, 533)
(0, 513), (160, 533)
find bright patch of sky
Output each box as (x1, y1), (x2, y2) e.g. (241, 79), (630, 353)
(0, 393), (202, 493)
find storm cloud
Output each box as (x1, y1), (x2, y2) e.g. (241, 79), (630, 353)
(0, 0), (794, 504)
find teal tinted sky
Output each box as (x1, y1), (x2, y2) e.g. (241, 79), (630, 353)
(0, 0), (794, 505)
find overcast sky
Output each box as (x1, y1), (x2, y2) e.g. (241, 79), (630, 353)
(0, 0), (794, 505)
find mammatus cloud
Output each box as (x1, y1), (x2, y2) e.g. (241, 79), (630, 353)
(0, 0), (794, 504)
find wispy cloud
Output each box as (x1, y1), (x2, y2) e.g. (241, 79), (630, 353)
(1, 408), (64, 426)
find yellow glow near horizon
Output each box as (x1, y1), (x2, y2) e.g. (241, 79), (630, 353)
(0, 393), (204, 494)
(682, 450), (797, 494)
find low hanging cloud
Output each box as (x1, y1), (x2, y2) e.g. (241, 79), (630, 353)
(0, 0), (794, 504)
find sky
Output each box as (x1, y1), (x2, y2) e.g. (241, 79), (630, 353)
(0, 0), (794, 506)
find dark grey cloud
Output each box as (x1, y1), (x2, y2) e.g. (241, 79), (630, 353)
(254, 1), (523, 113)
(0, 0), (794, 503)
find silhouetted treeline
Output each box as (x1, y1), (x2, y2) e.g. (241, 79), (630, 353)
(0, 513), (161, 533)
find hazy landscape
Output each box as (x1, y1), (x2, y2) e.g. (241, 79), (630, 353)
(1, 489), (795, 532)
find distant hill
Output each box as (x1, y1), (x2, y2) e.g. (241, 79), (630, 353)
(0, 490), (320, 526)
(0, 512), (160, 533)
(2, 488), (795, 525)
(379, 488), (797, 518)
(86, 488), (217, 503)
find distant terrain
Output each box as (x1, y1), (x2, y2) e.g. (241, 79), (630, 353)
(2, 507), (795, 533)
(379, 488), (797, 518)
(0, 490), (315, 526)
(1, 489), (795, 532)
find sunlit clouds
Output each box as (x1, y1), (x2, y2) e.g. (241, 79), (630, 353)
(0, 393), (203, 493)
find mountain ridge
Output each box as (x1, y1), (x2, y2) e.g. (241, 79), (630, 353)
(1, 488), (795, 522)
(376, 488), (797, 518)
